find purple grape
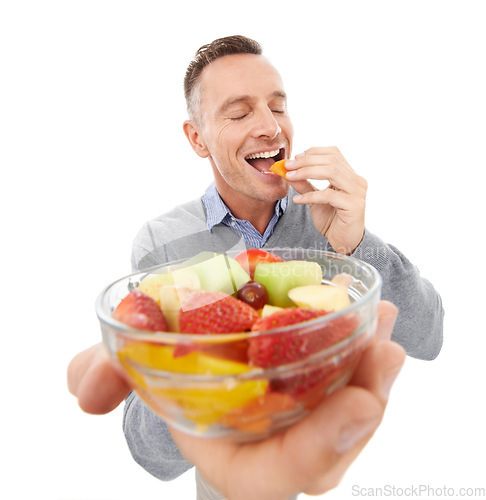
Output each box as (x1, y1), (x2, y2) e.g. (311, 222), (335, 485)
(237, 281), (269, 310)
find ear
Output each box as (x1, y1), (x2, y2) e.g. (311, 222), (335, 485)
(183, 120), (210, 158)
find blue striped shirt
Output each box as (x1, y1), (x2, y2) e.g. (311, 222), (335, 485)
(201, 183), (288, 248)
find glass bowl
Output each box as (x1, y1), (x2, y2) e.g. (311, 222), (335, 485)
(96, 248), (382, 442)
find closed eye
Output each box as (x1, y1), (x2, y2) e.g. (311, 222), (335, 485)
(230, 114), (248, 121)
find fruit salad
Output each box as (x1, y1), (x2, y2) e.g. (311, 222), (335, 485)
(109, 249), (374, 438)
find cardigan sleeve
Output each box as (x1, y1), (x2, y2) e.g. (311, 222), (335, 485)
(352, 229), (444, 360)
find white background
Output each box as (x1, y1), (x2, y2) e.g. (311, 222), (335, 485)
(1, 1), (485, 498)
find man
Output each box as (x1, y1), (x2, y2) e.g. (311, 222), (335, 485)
(132, 35), (442, 356)
(69, 35), (443, 498)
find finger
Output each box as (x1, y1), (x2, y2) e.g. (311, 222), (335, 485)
(302, 423), (377, 494)
(68, 343), (103, 396)
(284, 386), (383, 494)
(287, 178), (318, 196)
(299, 340), (405, 494)
(285, 164), (353, 192)
(292, 186), (359, 212)
(297, 146), (350, 168)
(301, 416), (377, 495)
(350, 339), (406, 406)
(286, 153), (366, 190)
(286, 153), (349, 171)
(285, 154), (352, 183)
(75, 349), (131, 414)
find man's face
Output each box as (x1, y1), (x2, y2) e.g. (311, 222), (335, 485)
(195, 53), (294, 205)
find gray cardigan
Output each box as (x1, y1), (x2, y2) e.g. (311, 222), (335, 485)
(124, 191), (444, 481)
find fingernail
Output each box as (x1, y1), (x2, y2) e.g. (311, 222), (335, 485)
(293, 194), (302, 202)
(382, 367), (401, 402)
(336, 418), (380, 454)
(285, 159), (295, 167)
(285, 170), (296, 178)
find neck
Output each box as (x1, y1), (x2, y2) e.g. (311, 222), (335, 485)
(216, 187), (276, 235)
(231, 200), (276, 235)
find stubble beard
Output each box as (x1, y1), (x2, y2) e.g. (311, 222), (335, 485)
(222, 164), (290, 204)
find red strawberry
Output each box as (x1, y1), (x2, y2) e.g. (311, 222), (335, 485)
(249, 308), (330, 367)
(271, 359), (356, 399)
(320, 315), (359, 344)
(234, 249), (284, 279)
(113, 289), (168, 331)
(249, 309), (359, 396)
(178, 290), (259, 334)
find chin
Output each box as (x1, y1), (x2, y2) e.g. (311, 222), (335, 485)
(252, 183), (289, 204)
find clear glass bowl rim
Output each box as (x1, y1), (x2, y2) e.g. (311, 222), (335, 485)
(96, 248), (382, 343)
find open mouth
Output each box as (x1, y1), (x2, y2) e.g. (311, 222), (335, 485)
(245, 148), (285, 173)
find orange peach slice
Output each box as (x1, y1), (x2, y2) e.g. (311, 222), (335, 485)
(219, 392), (297, 433)
(117, 344), (269, 425)
(270, 159), (288, 178)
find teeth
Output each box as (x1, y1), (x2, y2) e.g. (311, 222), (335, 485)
(245, 149), (280, 160)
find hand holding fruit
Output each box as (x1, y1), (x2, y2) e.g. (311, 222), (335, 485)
(68, 262), (405, 499)
(280, 147), (368, 255)
(67, 343), (131, 415)
(169, 301), (406, 500)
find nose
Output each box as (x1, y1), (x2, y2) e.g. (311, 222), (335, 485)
(252, 107), (281, 139)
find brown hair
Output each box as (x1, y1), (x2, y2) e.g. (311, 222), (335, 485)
(184, 35), (263, 122)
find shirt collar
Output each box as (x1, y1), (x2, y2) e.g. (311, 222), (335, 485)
(201, 183), (288, 232)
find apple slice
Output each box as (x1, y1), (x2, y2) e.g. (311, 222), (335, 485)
(288, 284), (350, 312)
(260, 304), (284, 317)
(253, 260), (322, 307)
(138, 267), (201, 305)
(137, 273), (174, 304)
(159, 286), (199, 332)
